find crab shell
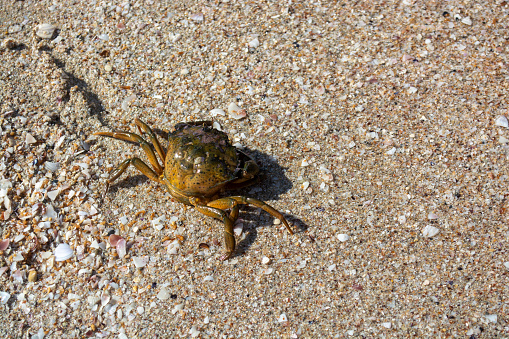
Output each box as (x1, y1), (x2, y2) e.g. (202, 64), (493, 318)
(163, 123), (258, 204)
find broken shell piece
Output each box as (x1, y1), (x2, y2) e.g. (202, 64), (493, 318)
(36, 23), (56, 39)
(116, 239), (127, 258)
(422, 225), (439, 238)
(228, 102), (247, 120)
(108, 234), (123, 247)
(54, 243), (73, 261)
(132, 256), (148, 268)
(0, 239), (9, 251)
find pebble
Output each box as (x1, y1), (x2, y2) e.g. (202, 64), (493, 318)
(261, 256), (271, 265)
(157, 287), (170, 301)
(278, 313), (288, 323)
(35, 24), (56, 39)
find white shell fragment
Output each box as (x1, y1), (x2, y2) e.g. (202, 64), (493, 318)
(210, 108), (226, 117)
(484, 314), (497, 323)
(248, 38), (260, 48)
(44, 162), (60, 172)
(36, 23), (56, 39)
(228, 102), (247, 120)
(132, 256), (148, 268)
(495, 116), (508, 128)
(54, 243), (73, 262)
(262, 256), (271, 265)
(337, 234), (350, 242)
(422, 225), (439, 238)
(278, 313), (288, 323)
(0, 292), (10, 304)
(25, 133), (37, 145)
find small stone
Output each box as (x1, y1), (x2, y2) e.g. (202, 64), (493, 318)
(36, 24), (56, 39)
(495, 116), (508, 128)
(386, 147), (396, 155)
(407, 87), (417, 94)
(278, 313), (288, 323)
(104, 64), (113, 72)
(382, 322), (392, 329)
(157, 287), (170, 301)
(190, 13), (204, 21)
(262, 256), (271, 265)
(180, 68), (189, 75)
(132, 256), (148, 268)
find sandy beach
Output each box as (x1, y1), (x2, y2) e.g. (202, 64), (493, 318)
(0, 0), (508, 337)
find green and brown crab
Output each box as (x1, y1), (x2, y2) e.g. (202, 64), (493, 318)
(94, 118), (293, 260)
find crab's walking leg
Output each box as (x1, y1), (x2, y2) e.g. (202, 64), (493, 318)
(102, 157), (163, 199)
(94, 131), (163, 175)
(207, 197), (240, 224)
(228, 196), (294, 235)
(134, 118), (166, 165)
(190, 198), (236, 260)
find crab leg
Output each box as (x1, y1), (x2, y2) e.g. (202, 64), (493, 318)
(227, 196), (294, 235)
(206, 197), (240, 223)
(134, 118), (166, 165)
(94, 131), (163, 175)
(192, 202), (236, 260)
(101, 157), (163, 197)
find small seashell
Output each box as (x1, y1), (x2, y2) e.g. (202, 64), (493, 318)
(337, 234), (350, 242)
(116, 239), (127, 258)
(198, 243), (210, 250)
(189, 326), (200, 338)
(228, 102), (247, 120)
(12, 269), (23, 283)
(0, 291), (10, 304)
(495, 116), (508, 128)
(485, 314), (497, 323)
(190, 13), (204, 21)
(263, 268), (274, 275)
(382, 322), (392, 329)
(54, 243), (73, 261)
(132, 256), (148, 268)
(278, 313), (288, 323)
(248, 38), (260, 48)
(422, 225), (439, 238)
(461, 17), (472, 25)
(109, 234), (123, 247)
(233, 222), (243, 236)
(203, 275), (213, 282)
(166, 240), (180, 255)
(171, 304), (184, 314)
(210, 108), (226, 117)
(262, 256), (271, 265)
(25, 133), (37, 145)
(44, 162), (60, 172)
(427, 212), (438, 220)
(121, 94), (136, 111)
(47, 190), (59, 201)
(0, 239), (9, 251)
(36, 23), (56, 39)
(28, 270), (37, 282)
(101, 291), (110, 306)
(151, 215), (166, 231)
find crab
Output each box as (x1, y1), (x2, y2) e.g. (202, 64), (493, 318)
(94, 118), (294, 260)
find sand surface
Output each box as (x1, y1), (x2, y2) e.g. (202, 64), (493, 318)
(0, 0), (508, 338)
